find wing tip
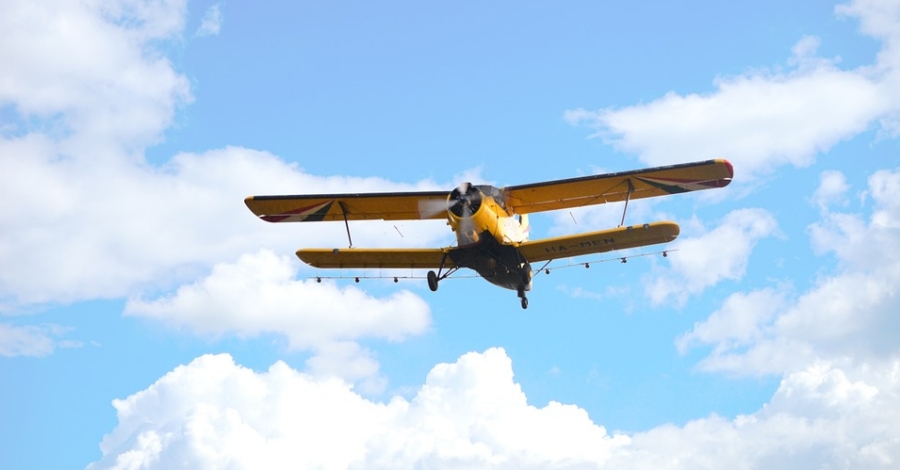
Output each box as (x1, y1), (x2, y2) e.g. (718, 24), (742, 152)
(715, 159), (734, 187)
(651, 220), (680, 240)
(244, 196), (288, 223)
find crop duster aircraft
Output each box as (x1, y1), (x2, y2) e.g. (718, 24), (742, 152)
(245, 159), (733, 309)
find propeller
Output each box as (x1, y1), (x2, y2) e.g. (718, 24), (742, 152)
(418, 197), (451, 218)
(448, 183), (482, 218)
(449, 183), (482, 244)
(417, 183), (484, 218)
(417, 183), (484, 245)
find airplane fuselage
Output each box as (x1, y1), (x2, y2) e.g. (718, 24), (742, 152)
(445, 184), (533, 295)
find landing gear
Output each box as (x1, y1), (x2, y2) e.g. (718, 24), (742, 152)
(427, 253), (450, 292)
(517, 266), (531, 310)
(427, 270), (439, 292)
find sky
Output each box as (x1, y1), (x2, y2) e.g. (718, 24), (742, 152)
(1, 0), (899, 468)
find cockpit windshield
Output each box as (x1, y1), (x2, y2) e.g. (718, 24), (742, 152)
(476, 185), (507, 212)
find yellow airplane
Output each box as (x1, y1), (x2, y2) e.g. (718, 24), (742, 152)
(245, 159), (733, 309)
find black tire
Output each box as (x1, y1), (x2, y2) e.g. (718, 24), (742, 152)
(427, 270), (439, 292)
(521, 297), (529, 309)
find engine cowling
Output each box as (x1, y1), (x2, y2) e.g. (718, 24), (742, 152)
(447, 183), (502, 246)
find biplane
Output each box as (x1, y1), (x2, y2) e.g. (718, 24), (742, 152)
(245, 159), (733, 309)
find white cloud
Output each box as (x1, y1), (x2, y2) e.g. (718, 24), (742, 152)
(87, 349), (631, 470)
(607, 360), (900, 470)
(196, 4), (222, 37)
(0, 142), (453, 309)
(0, 0), (191, 148)
(0, 0), (453, 311)
(676, 287), (787, 355)
(565, 0), (900, 180)
(837, 0), (900, 79)
(87, 349), (900, 469)
(124, 249), (431, 388)
(645, 208), (778, 306)
(0, 322), (80, 357)
(810, 170), (850, 210)
(680, 167), (900, 376)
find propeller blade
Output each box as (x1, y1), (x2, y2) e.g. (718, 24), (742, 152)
(418, 198), (450, 218)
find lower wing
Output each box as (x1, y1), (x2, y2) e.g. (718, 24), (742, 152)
(296, 247), (455, 269)
(297, 222), (678, 268)
(517, 221), (679, 263)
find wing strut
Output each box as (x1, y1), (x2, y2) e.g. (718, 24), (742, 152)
(436, 251), (450, 279)
(619, 179), (635, 227)
(339, 202), (353, 247)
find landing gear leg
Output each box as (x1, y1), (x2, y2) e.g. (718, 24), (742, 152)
(427, 252), (450, 292)
(517, 287), (528, 310)
(427, 270), (439, 292)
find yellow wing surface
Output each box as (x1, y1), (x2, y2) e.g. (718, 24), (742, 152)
(246, 160), (732, 223)
(517, 221), (679, 262)
(245, 191), (448, 223)
(504, 159), (732, 214)
(296, 222), (678, 268)
(297, 248), (455, 269)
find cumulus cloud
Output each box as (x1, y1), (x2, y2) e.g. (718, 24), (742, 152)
(810, 170), (851, 210)
(87, 349), (900, 469)
(645, 208), (779, 306)
(125, 249), (431, 389)
(0, 0), (191, 148)
(86, 349), (631, 470)
(679, 167), (900, 376)
(0, 123), (452, 309)
(565, 0), (900, 180)
(0, 0), (454, 310)
(676, 288), (787, 356)
(0, 143), (449, 309)
(606, 360), (900, 470)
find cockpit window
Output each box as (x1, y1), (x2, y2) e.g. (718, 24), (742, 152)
(476, 185), (507, 211)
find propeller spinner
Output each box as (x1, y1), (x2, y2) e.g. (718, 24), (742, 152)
(448, 183), (482, 218)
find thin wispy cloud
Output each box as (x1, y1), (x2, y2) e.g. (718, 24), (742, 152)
(196, 4), (223, 37)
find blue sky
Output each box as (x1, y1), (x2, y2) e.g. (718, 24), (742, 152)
(2, 0), (899, 468)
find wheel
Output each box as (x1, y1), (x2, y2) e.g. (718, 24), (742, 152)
(427, 270), (439, 292)
(520, 297), (529, 309)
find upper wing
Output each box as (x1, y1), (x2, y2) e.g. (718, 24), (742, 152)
(518, 221), (679, 263)
(504, 159), (732, 214)
(297, 247), (455, 269)
(245, 191), (448, 223)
